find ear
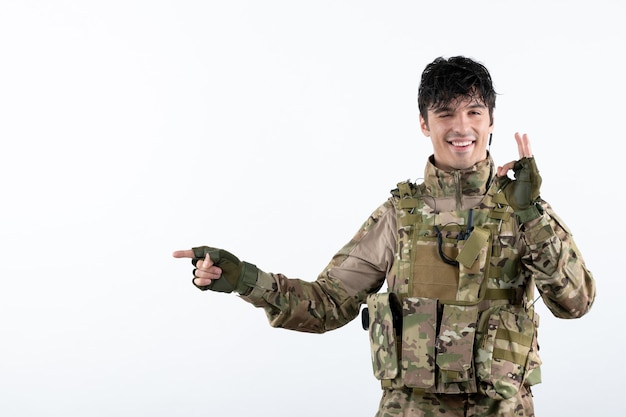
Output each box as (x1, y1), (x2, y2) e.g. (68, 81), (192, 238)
(419, 114), (430, 136)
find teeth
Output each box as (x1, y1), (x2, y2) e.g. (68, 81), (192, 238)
(451, 141), (472, 147)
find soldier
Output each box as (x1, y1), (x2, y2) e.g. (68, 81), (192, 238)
(173, 56), (596, 416)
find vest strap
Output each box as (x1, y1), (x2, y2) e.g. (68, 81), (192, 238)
(398, 198), (420, 210)
(491, 190), (509, 205)
(489, 207), (512, 220)
(400, 214), (422, 227)
(483, 288), (522, 302)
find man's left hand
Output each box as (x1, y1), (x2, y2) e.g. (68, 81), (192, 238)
(497, 133), (542, 219)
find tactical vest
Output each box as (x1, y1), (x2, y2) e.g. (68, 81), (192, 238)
(365, 178), (542, 400)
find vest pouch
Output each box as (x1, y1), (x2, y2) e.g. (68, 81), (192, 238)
(366, 293), (401, 380)
(523, 311), (542, 386)
(455, 227), (491, 303)
(400, 297), (437, 389)
(435, 304), (479, 393)
(475, 306), (539, 400)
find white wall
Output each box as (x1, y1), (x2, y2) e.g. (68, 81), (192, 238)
(0, 1), (618, 415)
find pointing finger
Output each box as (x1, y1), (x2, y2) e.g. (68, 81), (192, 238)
(172, 249), (195, 259)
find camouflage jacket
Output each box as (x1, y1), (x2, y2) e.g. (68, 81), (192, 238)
(242, 156), (595, 333)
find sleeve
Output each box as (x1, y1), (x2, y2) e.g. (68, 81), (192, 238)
(239, 200), (397, 333)
(521, 200), (596, 319)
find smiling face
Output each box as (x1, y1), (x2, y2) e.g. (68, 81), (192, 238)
(420, 96), (494, 171)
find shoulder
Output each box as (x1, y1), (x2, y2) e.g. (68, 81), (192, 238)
(366, 198), (397, 229)
(360, 179), (427, 231)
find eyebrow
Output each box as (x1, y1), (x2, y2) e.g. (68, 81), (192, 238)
(432, 102), (487, 114)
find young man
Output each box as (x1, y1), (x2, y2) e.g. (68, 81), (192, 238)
(173, 56), (595, 416)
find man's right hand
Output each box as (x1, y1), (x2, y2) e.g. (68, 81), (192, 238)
(172, 246), (258, 294)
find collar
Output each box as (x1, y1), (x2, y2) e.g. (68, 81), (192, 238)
(423, 155), (495, 200)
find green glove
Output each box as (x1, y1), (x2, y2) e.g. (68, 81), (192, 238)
(499, 157), (543, 223)
(191, 246), (258, 294)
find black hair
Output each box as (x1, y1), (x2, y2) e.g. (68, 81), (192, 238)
(418, 56), (496, 125)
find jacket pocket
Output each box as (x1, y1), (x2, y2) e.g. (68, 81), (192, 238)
(401, 297), (437, 389)
(475, 306), (539, 400)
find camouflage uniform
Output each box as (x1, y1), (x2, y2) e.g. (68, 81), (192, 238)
(241, 156), (595, 416)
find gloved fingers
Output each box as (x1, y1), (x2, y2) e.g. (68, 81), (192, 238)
(507, 156), (542, 210)
(191, 246), (241, 267)
(497, 160), (516, 177)
(192, 246), (220, 261)
(191, 246), (220, 270)
(193, 259), (222, 280)
(512, 159), (529, 182)
(192, 276), (212, 291)
(525, 157), (542, 201)
(191, 262), (223, 291)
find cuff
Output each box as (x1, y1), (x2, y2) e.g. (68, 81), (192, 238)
(515, 203), (542, 224)
(239, 269), (276, 300)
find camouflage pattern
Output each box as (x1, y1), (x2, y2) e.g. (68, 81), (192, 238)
(375, 384), (535, 417)
(401, 297), (437, 389)
(375, 157), (536, 398)
(239, 155), (595, 415)
(243, 268), (362, 333)
(521, 210), (595, 319)
(434, 304), (478, 394)
(366, 293), (400, 380)
(474, 306), (541, 400)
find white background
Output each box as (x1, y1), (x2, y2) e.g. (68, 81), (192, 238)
(0, 1), (621, 416)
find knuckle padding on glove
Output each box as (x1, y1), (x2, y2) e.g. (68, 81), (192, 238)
(503, 157), (543, 223)
(511, 160), (528, 208)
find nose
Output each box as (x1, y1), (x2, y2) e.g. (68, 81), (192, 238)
(451, 113), (471, 134)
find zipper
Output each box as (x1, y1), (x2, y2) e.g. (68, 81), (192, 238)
(455, 170), (462, 210)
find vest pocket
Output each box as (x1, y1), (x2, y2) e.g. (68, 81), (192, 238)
(401, 297), (437, 389)
(366, 293), (400, 380)
(475, 306), (539, 399)
(435, 304), (479, 393)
